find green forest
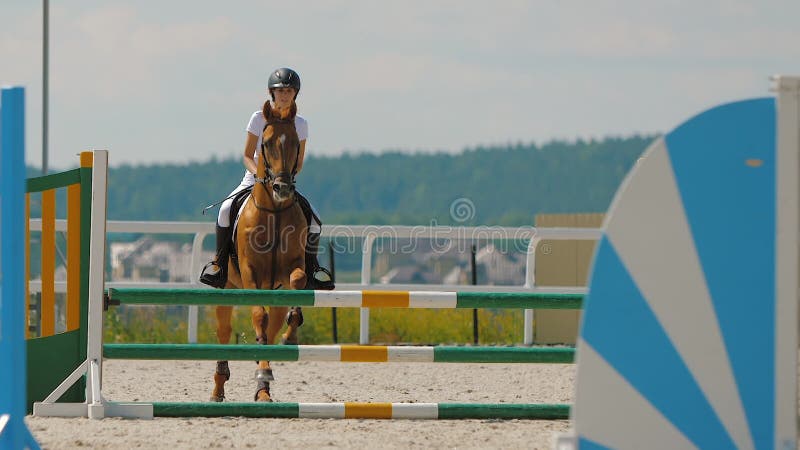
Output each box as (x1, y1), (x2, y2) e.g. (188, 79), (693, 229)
(27, 134), (654, 225)
(96, 134), (654, 226)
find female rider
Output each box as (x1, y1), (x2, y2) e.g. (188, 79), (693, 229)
(199, 67), (334, 290)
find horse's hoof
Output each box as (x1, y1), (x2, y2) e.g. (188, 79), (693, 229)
(254, 368), (274, 381)
(210, 394), (224, 402)
(286, 307), (304, 327)
(255, 389), (272, 402)
(279, 335), (298, 345)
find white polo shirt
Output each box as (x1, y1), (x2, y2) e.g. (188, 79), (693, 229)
(241, 110), (308, 185)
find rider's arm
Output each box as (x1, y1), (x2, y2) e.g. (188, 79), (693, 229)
(243, 132), (259, 175)
(296, 139), (307, 174)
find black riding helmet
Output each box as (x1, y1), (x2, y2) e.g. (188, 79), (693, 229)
(268, 67), (301, 100)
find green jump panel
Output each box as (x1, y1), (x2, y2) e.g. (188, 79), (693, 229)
(432, 346), (574, 363)
(438, 403), (570, 420)
(27, 330), (85, 413)
(456, 292), (582, 309)
(104, 344), (301, 361)
(107, 288), (316, 306)
(155, 402), (299, 418)
(26, 168), (81, 192)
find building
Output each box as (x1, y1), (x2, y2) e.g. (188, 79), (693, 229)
(110, 237), (211, 282)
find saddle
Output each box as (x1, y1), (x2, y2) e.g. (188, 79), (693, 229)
(227, 186), (252, 275)
(227, 187), (320, 276)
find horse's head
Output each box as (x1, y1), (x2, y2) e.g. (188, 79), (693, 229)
(259, 101), (300, 203)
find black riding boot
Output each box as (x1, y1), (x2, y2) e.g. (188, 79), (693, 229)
(305, 232), (335, 290)
(200, 225), (233, 289)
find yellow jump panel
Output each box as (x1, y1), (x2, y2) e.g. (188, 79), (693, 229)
(340, 345), (389, 362)
(80, 151), (93, 168)
(345, 402), (393, 419)
(66, 184), (81, 331)
(361, 291), (410, 308)
(41, 189), (56, 337)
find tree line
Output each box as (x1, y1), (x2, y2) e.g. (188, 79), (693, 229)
(32, 134), (655, 226)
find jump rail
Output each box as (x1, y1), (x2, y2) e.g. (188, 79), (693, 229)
(151, 402), (570, 420)
(105, 288), (583, 309)
(102, 344), (575, 364)
(35, 401), (569, 420)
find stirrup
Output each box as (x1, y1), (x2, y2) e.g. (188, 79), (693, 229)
(306, 267), (335, 290)
(200, 261), (227, 289)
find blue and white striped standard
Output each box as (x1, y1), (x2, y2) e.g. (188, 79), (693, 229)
(572, 94), (797, 450)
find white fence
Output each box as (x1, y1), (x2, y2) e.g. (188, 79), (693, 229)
(29, 220), (599, 344)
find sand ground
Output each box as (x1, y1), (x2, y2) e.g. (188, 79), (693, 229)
(28, 358), (575, 449)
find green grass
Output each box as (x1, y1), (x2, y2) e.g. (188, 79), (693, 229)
(104, 305), (523, 345)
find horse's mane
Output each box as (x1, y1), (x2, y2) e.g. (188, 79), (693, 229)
(262, 101), (297, 122)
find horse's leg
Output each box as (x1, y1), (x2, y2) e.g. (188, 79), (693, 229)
(267, 306), (288, 345)
(289, 264), (307, 291)
(279, 265), (307, 344)
(250, 304), (274, 401)
(211, 304), (233, 402)
(240, 263), (274, 402)
(251, 305), (269, 345)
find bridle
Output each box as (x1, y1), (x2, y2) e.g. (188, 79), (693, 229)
(253, 117), (299, 213)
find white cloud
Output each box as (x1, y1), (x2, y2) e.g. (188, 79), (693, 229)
(51, 4), (236, 102)
(2, 0), (798, 168)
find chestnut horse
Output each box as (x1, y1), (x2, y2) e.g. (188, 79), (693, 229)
(211, 101), (307, 402)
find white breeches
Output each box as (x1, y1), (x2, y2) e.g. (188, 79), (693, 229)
(217, 181), (322, 234)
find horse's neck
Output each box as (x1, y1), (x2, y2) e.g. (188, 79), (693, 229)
(253, 174), (273, 207)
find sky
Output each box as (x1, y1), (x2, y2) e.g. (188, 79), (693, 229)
(2, 1), (799, 169)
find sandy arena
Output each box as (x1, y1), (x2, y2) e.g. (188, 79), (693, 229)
(27, 358), (575, 449)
